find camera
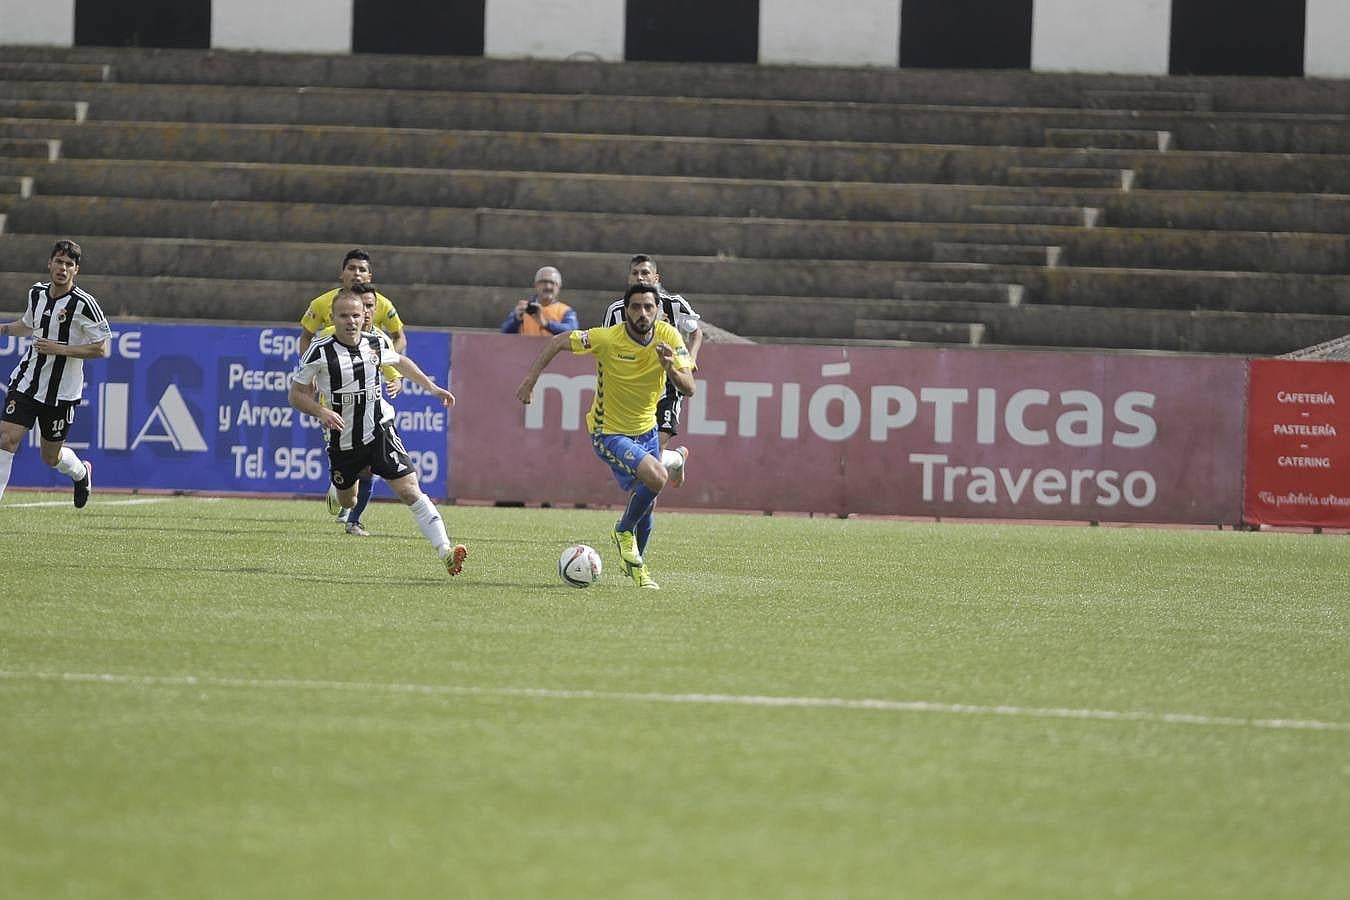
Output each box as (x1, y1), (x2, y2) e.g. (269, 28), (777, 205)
(525, 301), (540, 314)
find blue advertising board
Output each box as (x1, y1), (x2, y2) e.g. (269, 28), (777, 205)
(0, 322), (452, 498)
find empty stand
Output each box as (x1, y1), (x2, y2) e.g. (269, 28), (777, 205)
(0, 46), (1347, 353)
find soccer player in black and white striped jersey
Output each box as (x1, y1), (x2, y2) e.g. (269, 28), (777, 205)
(288, 285), (468, 576)
(601, 255), (701, 486)
(0, 240), (111, 507)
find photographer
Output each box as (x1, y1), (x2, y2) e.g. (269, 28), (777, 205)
(501, 266), (577, 336)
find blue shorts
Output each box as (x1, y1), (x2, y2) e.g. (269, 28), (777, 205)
(592, 428), (660, 492)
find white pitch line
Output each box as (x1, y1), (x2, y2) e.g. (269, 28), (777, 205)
(3, 497), (170, 509)
(1, 670), (1346, 734)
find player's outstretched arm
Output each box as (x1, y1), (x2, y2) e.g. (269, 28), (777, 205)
(516, 331), (571, 404)
(0, 320), (34, 339)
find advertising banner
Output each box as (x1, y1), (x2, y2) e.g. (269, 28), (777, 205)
(1, 322), (451, 499)
(1243, 359), (1350, 528)
(450, 334), (1248, 524)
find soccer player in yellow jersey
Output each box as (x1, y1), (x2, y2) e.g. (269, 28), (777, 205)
(517, 283), (696, 589)
(315, 283), (402, 536)
(297, 249), (407, 357)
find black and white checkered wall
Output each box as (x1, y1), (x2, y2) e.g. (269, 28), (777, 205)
(7, 0), (1349, 78)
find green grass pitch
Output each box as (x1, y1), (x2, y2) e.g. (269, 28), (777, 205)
(1, 493), (1346, 899)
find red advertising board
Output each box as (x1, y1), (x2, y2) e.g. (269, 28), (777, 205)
(1244, 359), (1350, 528)
(449, 333), (1247, 524)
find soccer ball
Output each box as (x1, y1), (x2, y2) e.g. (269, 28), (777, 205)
(559, 544), (603, 588)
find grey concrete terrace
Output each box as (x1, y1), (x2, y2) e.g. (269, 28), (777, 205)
(5, 45), (1350, 114)
(0, 61), (111, 83)
(0, 97), (86, 121)
(18, 270), (1343, 356)
(2, 46), (1347, 354)
(4, 157), (1348, 235)
(3, 118), (1350, 193)
(7, 195), (1350, 276)
(1, 234), (1347, 318)
(2, 79), (1349, 154)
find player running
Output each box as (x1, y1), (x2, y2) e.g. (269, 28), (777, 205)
(0, 239), (111, 506)
(600, 254), (701, 486)
(289, 286), (467, 576)
(517, 283), (695, 590)
(297, 248), (408, 532)
(313, 284), (403, 536)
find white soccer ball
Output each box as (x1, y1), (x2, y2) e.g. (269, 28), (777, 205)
(559, 543), (603, 588)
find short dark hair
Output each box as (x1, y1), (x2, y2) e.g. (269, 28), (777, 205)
(629, 254), (655, 268)
(349, 281), (377, 296)
(625, 282), (659, 304)
(343, 248), (371, 267)
(50, 239), (82, 264)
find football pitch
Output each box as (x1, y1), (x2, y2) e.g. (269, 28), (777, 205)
(1, 494), (1346, 899)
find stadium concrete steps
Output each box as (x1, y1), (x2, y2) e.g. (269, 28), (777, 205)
(719, 294), (1340, 355)
(1008, 166), (1135, 191)
(934, 241), (1064, 268)
(7, 44), (1350, 115)
(0, 175), (33, 198)
(968, 204), (1102, 227)
(0, 99), (87, 122)
(3, 118), (1350, 194)
(893, 282), (1026, 306)
(2, 46), (1350, 353)
(1044, 128), (1174, 151)
(4, 79), (1350, 154)
(0, 61), (112, 83)
(1082, 90), (1213, 112)
(40, 269), (1334, 356)
(3, 233), (1348, 321)
(6, 156), (1347, 235)
(0, 138), (61, 161)
(1098, 190), (1350, 234)
(855, 317), (987, 346)
(9, 195), (1350, 276)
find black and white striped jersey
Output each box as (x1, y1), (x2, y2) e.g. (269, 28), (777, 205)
(601, 285), (700, 336)
(291, 330), (401, 451)
(6, 282), (112, 405)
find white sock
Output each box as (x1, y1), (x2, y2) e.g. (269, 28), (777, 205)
(0, 448), (13, 501)
(408, 495), (451, 553)
(54, 446), (87, 481)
